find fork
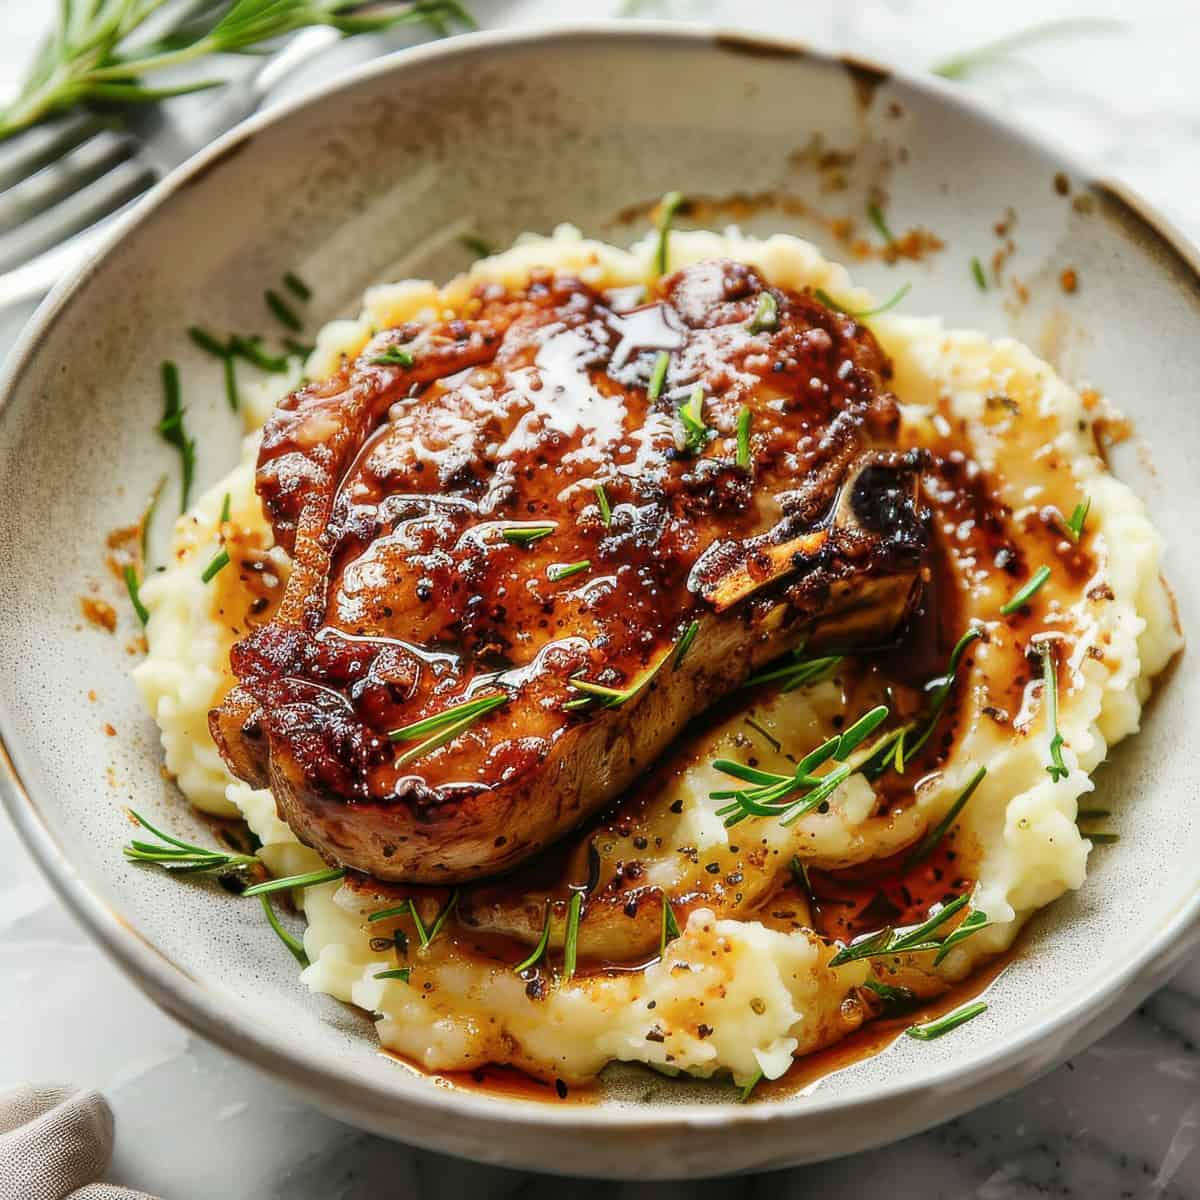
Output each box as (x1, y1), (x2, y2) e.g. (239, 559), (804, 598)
(0, 26), (341, 310)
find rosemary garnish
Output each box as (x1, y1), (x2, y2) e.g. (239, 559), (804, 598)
(1064, 497), (1091, 542)
(672, 620), (700, 669)
(374, 968), (412, 982)
(971, 256), (988, 291)
(513, 901), (553, 973)
(862, 978), (917, 1007)
(387, 693), (508, 766)
(1088, 832), (1120, 845)
(426, 889), (459, 944)
(905, 1000), (987, 1041)
(827, 892), (971, 967)
(595, 484), (613, 527)
(242, 867), (346, 898)
(230, 336), (289, 373)
(904, 765), (987, 867)
(283, 272), (311, 302)
(156, 362), (195, 514)
(647, 350), (670, 401)
(747, 291), (779, 334)
(122, 809), (259, 876)
(371, 346), (415, 368)
(124, 565), (149, 626)
(744, 651), (842, 693)
(369, 898), (430, 946)
(1037, 640), (1070, 782)
(738, 1070), (764, 1103)
(654, 190), (685, 277)
(678, 386), (709, 453)
(932, 907), (989, 966)
(219, 492), (231, 524)
(265, 289), (302, 332)
(260, 894), (308, 966)
(1001, 565), (1051, 614)
(867, 201), (895, 244)
(1076, 808), (1111, 821)
(502, 524), (555, 547)
(932, 18), (1120, 80)
(460, 235), (495, 260)
(547, 560), (591, 582)
(562, 891), (583, 981)
(814, 283), (911, 319)
(659, 892), (681, 959)
(735, 407), (752, 469)
(141, 475), (166, 562)
(200, 549), (229, 584)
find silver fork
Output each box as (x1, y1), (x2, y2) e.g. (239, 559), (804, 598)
(0, 26), (341, 310)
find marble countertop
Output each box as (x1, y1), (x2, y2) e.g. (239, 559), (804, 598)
(2, 1), (1199, 1195)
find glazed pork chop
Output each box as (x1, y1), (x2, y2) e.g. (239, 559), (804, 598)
(210, 259), (929, 882)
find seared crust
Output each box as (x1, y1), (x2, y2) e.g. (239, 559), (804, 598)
(210, 260), (928, 882)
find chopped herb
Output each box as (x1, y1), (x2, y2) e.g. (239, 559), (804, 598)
(562, 890), (583, 981)
(242, 867), (346, 898)
(502, 524), (555, 547)
(744, 651), (842, 693)
(140, 474), (166, 562)
(123, 565), (149, 626)
(746, 717), (781, 754)
(672, 620), (700, 670)
(425, 889), (459, 944)
(678, 385), (709, 454)
(122, 809), (259, 876)
(931, 18), (1121, 80)
(547, 560), (591, 582)
(201, 549), (229, 584)
(594, 483), (613, 527)
(260, 894), (308, 966)
(738, 1069), (764, 1103)
(735, 406), (752, 469)
(867, 201), (895, 244)
(647, 350), (670, 401)
(814, 283), (911, 319)
(387, 693), (508, 766)
(1001, 565), (1052, 614)
(187, 325), (229, 358)
(1064, 497), (1091, 542)
(371, 345), (415, 368)
(368, 899), (429, 947)
(1087, 832), (1120, 845)
(790, 855), (814, 901)
(654, 190), (685, 277)
(229, 336), (288, 373)
(658, 892), (681, 959)
(932, 908), (989, 966)
(283, 272), (311, 302)
(374, 967), (411, 982)
(460, 234), (495, 260)
(971, 256), (988, 291)
(265, 288), (302, 332)
(1037, 640), (1070, 782)
(513, 901), (553, 973)
(827, 893), (971, 967)
(747, 291), (778, 334)
(863, 977), (917, 1007)
(905, 1000), (987, 1041)
(904, 765), (987, 867)
(156, 361), (195, 514)
(1075, 807), (1111, 821)
(219, 492), (231, 525)
(566, 631), (687, 712)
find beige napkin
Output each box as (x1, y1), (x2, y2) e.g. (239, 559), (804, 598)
(0, 1084), (158, 1200)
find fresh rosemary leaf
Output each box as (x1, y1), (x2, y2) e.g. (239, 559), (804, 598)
(283, 272), (311, 302)
(654, 191), (685, 277)
(260, 894), (308, 966)
(156, 361), (195, 514)
(677, 386), (709, 452)
(1038, 640), (1070, 782)
(124, 565), (149, 626)
(371, 346), (415, 368)
(747, 291), (778, 334)
(374, 968), (412, 982)
(1064, 497), (1091, 542)
(425, 889), (459, 944)
(242, 867), (346, 898)
(567, 642), (674, 711)
(387, 694), (508, 763)
(815, 283), (911, 319)
(893, 626), (982, 766)
(562, 891), (583, 981)
(513, 902), (553, 973)
(201, 549), (230, 584)
(222, 353), (239, 412)
(502, 524), (555, 547)
(905, 1000), (987, 1041)
(743, 652), (842, 692)
(647, 350), (670, 401)
(188, 326), (230, 359)
(219, 492), (232, 525)
(229, 336), (289, 373)
(905, 765), (987, 867)
(736, 406), (752, 469)
(595, 483), (613, 527)
(971, 256), (988, 291)
(862, 977), (917, 1007)
(672, 620), (700, 670)
(867, 201), (895, 244)
(369, 899), (431, 947)
(659, 892), (681, 959)
(827, 893), (971, 967)
(738, 1069), (764, 1103)
(122, 809), (259, 876)
(1001, 565), (1052, 615)
(932, 907), (989, 966)
(547, 560), (591, 582)
(265, 289), (302, 332)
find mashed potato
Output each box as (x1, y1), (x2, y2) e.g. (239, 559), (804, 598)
(134, 228), (1180, 1091)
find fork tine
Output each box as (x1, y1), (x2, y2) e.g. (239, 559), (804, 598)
(0, 158), (156, 272)
(0, 111), (113, 190)
(0, 130), (137, 236)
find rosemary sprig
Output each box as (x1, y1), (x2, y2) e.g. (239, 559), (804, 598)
(743, 651), (842, 693)
(242, 867), (346, 898)
(678, 386), (709, 454)
(867, 201), (895, 244)
(594, 484), (613, 527)
(672, 620), (700, 669)
(647, 351), (670, 401)
(260, 894), (308, 966)
(547, 560), (591, 582)
(735, 407), (752, 469)
(425, 889), (459, 944)
(369, 898), (430, 946)
(371, 345), (415, 368)
(814, 283), (911, 319)
(562, 891), (583, 982)
(904, 765), (987, 867)
(188, 324), (242, 412)
(1037, 640), (1070, 782)
(932, 908), (989, 966)
(140, 474), (167, 562)
(513, 901), (553, 973)
(387, 693), (508, 766)
(124, 565), (149, 626)
(1001, 565), (1051, 615)
(374, 967), (412, 982)
(201, 549), (229, 584)
(971, 256), (988, 291)
(0, 1), (476, 140)
(654, 191), (685, 277)
(862, 978), (917, 1007)
(122, 809), (259, 876)
(827, 892), (971, 967)
(931, 18), (1121, 80)
(1088, 832), (1120, 845)
(265, 289), (302, 332)
(283, 272), (311, 302)
(891, 625), (982, 766)
(156, 361), (195, 514)
(230, 336), (289, 373)
(738, 1070), (764, 1103)
(502, 524), (555, 547)
(905, 1001), (987, 1041)
(659, 893), (681, 959)
(747, 291), (779, 334)
(1064, 497), (1091, 542)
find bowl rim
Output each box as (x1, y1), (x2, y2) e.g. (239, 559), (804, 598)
(1, 17), (1198, 1150)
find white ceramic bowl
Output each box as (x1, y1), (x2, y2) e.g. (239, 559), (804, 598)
(0, 23), (1196, 1180)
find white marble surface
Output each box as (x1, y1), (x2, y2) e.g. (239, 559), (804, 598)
(2, 1), (1200, 1195)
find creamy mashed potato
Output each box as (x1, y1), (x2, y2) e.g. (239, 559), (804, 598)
(134, 228), (1180, 1091)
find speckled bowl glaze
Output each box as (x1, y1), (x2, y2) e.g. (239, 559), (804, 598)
(0, 23), (1196, 1180)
